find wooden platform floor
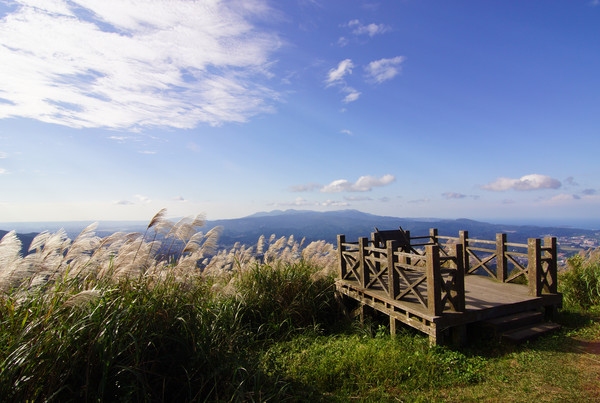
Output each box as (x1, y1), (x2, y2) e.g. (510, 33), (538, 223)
(336, 274), (562, 330)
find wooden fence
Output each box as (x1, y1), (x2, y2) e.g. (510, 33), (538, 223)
(337, 229), (558, 316)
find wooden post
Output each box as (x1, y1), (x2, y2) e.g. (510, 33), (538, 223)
(359, 237), (368, 288)
(387, 240), (398, 300)
(337, 235), (346, 280)
(404, 230), (411, 253)
(544, 236), (558, 294)
(430, 228), (438, 245)
(453, 243), (466, 312)
(496, 233), (507, 282)
(426, 244), (442, 316)
(459, 230), (469, 274)
(528, 238), (542, 296)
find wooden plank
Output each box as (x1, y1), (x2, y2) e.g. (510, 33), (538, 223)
(506, 242), (528, 248)
(468, 239), (497, 245)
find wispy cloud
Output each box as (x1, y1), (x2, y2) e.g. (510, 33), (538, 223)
(408, 198), (430, 204)
(321, 174), (395, 193)
(481, 174), (561, 191)
(342, 88), (361, 103)
(442, 192), (467, 199)
(278, 197), (316, 207)
(340, 129), (353, 136)
(347, 20), (390, 37)
(344, 195), (372, 201)
(138, 150), (157, 155)
(564, 176), (579, 186)
(292, 174), (395, 194)
(365, 56), (405, 83)
(173, 196), (185, 201)
(0, 152), (7, 159)
(321, 200), (349, 207)
(540, 193), (582, 204)
(326, 59), (354, 85)
(290, 183), (321, 192)
(0, 168), (7, 175)
(114, 200), (134, 205)
(134, 194), (151, 204)
(0, 0), (279, 130)
(582, 188), (597, 196)
(442, 192), (480, 200)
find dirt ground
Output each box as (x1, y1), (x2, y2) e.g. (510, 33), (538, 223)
(574, 339), (600, 400)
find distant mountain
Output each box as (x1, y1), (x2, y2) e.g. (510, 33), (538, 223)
(206, 209), (599, 247)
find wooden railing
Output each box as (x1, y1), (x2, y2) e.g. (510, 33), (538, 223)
(338, 229), (559, 316)
(337, 235), (465, 315)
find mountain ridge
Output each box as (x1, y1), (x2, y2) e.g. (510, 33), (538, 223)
(1, 209), (598, 251)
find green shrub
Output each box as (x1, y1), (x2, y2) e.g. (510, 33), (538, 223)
(233, 261), (341, 340)
(559, 248), (600, 309)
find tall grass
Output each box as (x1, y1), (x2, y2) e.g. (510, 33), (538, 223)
(559, 247), (600, 309)
(0, 210), (342, 401)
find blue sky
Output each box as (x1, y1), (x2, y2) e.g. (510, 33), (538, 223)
(0, 0), (599, 225)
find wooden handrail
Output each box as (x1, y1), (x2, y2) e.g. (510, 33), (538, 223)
(338, 229), (557, 316)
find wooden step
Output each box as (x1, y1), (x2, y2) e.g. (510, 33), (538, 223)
(501, 322), (561, 343)
(481, 310), (543, 333)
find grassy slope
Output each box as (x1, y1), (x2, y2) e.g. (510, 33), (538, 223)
(260, 309), (600, 402)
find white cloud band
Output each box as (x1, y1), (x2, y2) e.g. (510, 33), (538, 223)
(0, 0), (279, 130)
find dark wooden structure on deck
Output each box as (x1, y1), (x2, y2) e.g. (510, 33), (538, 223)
(336, 229), (562, 345)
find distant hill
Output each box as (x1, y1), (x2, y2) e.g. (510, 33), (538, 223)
(206, 209), (599, 248)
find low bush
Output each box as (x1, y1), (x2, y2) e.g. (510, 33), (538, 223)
(559, 248), (600, 309)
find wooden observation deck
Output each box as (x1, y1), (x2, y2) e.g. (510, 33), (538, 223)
(336, 229), (562, 345)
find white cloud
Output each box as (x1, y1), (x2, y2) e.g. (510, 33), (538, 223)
(481, 174), (561, 191)
(442, 192), (467, 199)
(365, 56), (405, 83)
(337, 36), (349, 47)
(344, 196), (372, 201)
(347, 20), (390, 37)
(114, 200), (134, 205)
(290, 183), (321, 192)
(442, 192), (479, 200)
(134, 194), (151, 204)
(321, 174), (395, 193)
(0, 0), (279, 130)
(138, 150), (156, 155)
(321, 200), (349, 207)
(342, 89), (361, 103)
(547, 194), (581, 202)
(408, 198), (430, 204)
(0, 168), (6, 175)
(0, 152), (7, 159)
(340, 129), (353, 136)
(326, 59), (354, 85)
(278, 197), (316, 207)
